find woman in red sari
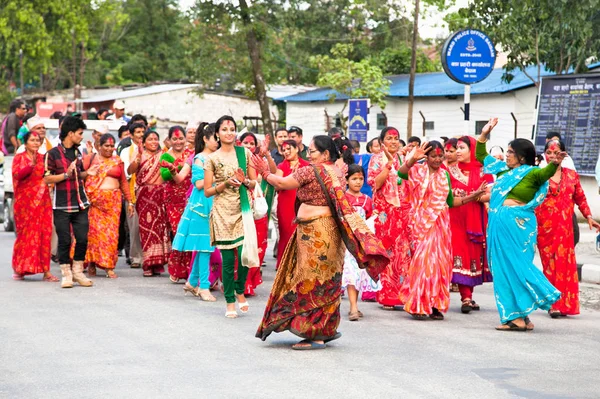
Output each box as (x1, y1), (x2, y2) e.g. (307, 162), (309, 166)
(275, 139), (309, 269)
(536, 140), (600, 318)
(447, 136), (493, 313)
(399, 141), (486, 320)
(160, 126), (194, 283)
(11, 131), (57, 282)
(83, 134), (132, 278)
(367, 127), (409, 310)
(130, 131), (171, 276)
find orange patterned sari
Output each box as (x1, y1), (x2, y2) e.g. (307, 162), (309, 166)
(84, 156), (123, 270)
(399, 164), (453, 315)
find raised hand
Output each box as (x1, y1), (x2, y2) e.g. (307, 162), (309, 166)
(259, 135), (271, 157)
(407, 142), (431, 165)
(233, 168), (246, 184)
(86, 164), (100, 177)
(551, 151), (568, 165)
(480, 117), (498, 139)
(86, 140), (94, 154)
(474, 181), (488, 196)
(381, 144), (393, 163)
(249, 154), (268, 173)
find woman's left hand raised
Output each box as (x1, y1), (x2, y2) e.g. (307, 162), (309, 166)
(551, 151), (568, 165)
(250, 154), (268, 173)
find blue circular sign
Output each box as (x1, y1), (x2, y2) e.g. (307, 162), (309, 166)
(442, 29), (496, 84)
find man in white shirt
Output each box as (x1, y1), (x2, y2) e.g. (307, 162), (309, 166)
(16, 116), (53, 154)
(107, 100), (131, 123)
(119, 122), (146, 268)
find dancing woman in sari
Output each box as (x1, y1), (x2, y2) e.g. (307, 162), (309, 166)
(535, 140), (600, 318)
(447, 136), (493, 313)
(252, 135), (389, 350)
(367, 127), (409, 309)
(11, 130), (57, 282)
(398, 141), (486, 320)
(275, 140), (309, 269)
(130, 131), (171, 276)
(477, 118), (564, 331)
(204, 115), (258, 318)
(160, 126), (194, 283)
(83, 134), (132, 278)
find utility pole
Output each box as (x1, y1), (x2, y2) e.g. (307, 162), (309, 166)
(239, 0), (274, 144)
(407, 0), (420, 139)
(19, 49), (24, 96)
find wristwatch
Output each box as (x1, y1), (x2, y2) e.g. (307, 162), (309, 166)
(63, 173), (69, 180)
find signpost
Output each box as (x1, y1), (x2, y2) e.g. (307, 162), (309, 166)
(348, 99), (369, 142)
(441, 29), (496, 135)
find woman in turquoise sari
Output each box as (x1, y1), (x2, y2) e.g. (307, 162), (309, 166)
(477, 118), (565, 332)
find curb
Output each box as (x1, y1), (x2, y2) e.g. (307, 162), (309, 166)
(577, 264), (600, 284)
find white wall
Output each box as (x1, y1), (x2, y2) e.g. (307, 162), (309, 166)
(122, 90), (277, 125)
(285, 88), (600, 217)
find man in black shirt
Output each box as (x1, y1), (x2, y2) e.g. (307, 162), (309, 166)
(44, 117), (99, 288)
(270, 127), (288, 165)
(288, 126), (307, 160)
(2, 99), (27, 154)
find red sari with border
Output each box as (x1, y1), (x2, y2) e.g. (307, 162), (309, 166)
(367, 152), (410, 307)
(136, 152), (171, 273)
(535, 168), (591, 315)
(165, 149), (194, 280)
(12, 152), (52, 276)
(399, 163), (453, 315)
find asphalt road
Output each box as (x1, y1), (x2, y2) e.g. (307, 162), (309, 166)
(1, 230), (600, 399)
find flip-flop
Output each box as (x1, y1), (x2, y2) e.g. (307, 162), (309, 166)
(411, 313), (428, 320)
(12, 274), (24, 281)
(43, 274), (59, 282)
(548, 310), (561, 319)
(524, 317), (534, 331)
(470, 300), (480, 311)
(292, 340), (326, 350)
(495, 321), (527, 332)
(324, 332), (342, 343)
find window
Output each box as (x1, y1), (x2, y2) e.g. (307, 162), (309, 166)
(424, 121), (435, 130)
(377, 113), (388, 130)
(475, 120), (487, 134)
(335, 115), (342, 128)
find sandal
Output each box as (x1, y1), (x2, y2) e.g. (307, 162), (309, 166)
(198, 289), (217, 302)
(411, 313), (428, 320)
(461, 299), (473, 314)
(495, 321), (527, 332)
(143, 270), (153, 277)
(291, 340), (326, 350)
(348, 311), (360, 321)
(130, 263), (141, 269)
(548, 310), (561, 319)
(43, 274), (59, 282)
(12, 274), (24, 281)
(169, 275), (180, 284)
(429, 308), (444, 320)
(88, 265), (97, 277)
(225, 310), (238, 319)
(237, 294), (249, 313)
(470, 300), (480, 311)
(106, 270), (118, 279)
(524, 316), (534, 331)
(382, 305), (396, 311)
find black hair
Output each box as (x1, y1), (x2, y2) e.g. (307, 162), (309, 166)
(399, 139), (406, 147)
(143, 130), (160, 143)
(50, 111), (63, 119)
(346, 163), (364, 179)
(489, 145), (504, 154)
(312, 135), (340, 163)
(59, 116), (87, 140)
(545, 131), (561, 141)
(215, 115), (237, 134)
(168, 125), (185, 139)
(445, 138), (458, 149)
(239, 132), (258, 147)
(350, 139), (360, 151)
(118, 125), (129, 139)
(378, 126), (400, 142)
(426, 140), (444, 157)
(275, 127), (288, 135)
(21, 113), (35, 124)
(130, 114), (148, 126)
(21, 130), (40, 145)
(99, 133), (116, 146)
(129, 122), (146, 134)
(288, 126), (303, 136)
(544, 139), (566, 152)
(97, 108), (109, 117)
(327, 127), (343, 138)
(440, 136), (449, 144)
(508, 138), (536, 166)
(408, 136), (421, 145)
(366, 137), (380, 153)
(333, 136), (355, 166)
(282, 139), (298, 149)
(458, 136), (471, 148)
(195, 122), (216, 154)
(9, 99), (24, 113)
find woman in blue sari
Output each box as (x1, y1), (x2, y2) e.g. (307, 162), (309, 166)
(477, 118), (565, 332)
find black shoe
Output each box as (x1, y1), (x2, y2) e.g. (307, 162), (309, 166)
(126, 258), (132, 265)
(51, 255), (59, 264)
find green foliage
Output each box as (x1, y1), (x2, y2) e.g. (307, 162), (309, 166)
(447, 0), (600, 83)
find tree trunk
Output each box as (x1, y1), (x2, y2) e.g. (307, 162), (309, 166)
(407, 0), (420, 139)
(239, 0), (274, 145)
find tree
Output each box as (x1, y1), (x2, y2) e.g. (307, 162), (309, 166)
(447, 0), (600, 85)
(310, 43), (391, 132)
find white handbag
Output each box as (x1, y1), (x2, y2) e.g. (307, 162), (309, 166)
(252, 184), (269, 220)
